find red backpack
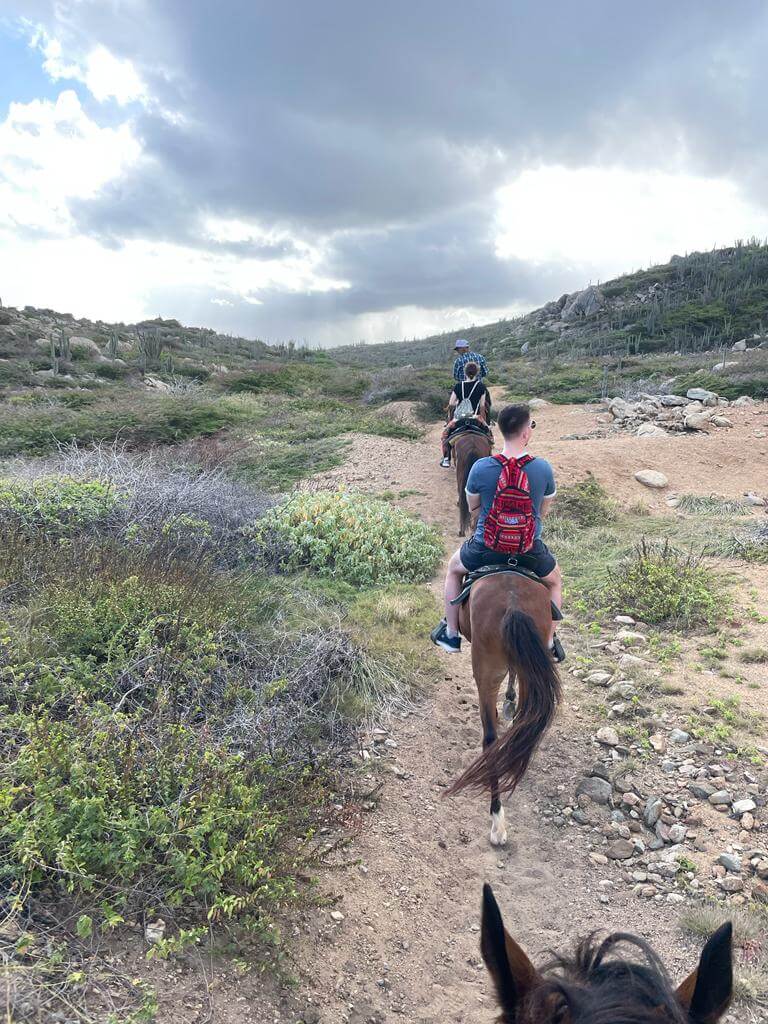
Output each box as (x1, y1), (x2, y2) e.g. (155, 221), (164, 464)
(482, 454), (536, 554)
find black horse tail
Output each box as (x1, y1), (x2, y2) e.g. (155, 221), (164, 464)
(448, 609), (561, 796)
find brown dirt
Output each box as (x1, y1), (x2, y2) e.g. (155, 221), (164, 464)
(143, 401), (768, 1023)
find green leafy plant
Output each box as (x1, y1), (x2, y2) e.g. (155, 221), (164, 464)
(602, 540), (723, 627)
(256, 490), (442, 585)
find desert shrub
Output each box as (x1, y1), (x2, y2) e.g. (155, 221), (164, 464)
(256, 490), (442, 585)
(0, 476), (121, 534)
(675, 494), (749, 516)
(720, 522), (768, 564)
(0, 393), (241, 457)
(551, 473), (615, 527)
(0, 709), (307, 927)
(603, 540), (722, 627)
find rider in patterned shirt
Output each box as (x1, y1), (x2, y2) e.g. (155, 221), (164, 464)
(452, 339), (488, 381)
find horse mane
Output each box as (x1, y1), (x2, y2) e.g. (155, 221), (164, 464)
(522, 931), (687, 1024)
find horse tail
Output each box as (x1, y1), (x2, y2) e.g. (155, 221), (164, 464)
(448, 609), (561, 796)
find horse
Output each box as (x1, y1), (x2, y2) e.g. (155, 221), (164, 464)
(480, 884), (733, 1024)
(452, 428), (492, 535)
(446, 571), (561, 846)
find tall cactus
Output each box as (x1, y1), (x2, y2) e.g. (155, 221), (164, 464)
(107, 331), (120, 360)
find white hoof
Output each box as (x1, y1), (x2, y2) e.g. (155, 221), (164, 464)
(490, 809), (508, 846)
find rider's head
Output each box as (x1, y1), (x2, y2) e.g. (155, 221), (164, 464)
(454, 339), (470, 353)
(464, 361), (479, 379)
(498, 404), (533, 444)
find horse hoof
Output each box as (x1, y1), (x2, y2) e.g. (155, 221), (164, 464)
(502, 698), (516, 723)
(490, 809), (507, 846)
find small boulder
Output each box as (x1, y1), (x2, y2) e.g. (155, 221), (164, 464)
(686, 387), (718, 403)
(733, 799), (757, 816)
(644, 797), (663, 828)
(576, 776), (613, 805)
(708, 791), (732, 806)
(732, 339), (747, 352)
(711, 416), (733, 428)
(733, 395), (755, 406)
(606, 839), (635, 860)
(718, 853), (742, 873)
(596, 726), (620, 747)
(669, 729), (691, 745)
(636, 424), (668, 438)
(659, 395), (687, 407)
(634, 470), (668, 489)
(684, 412), (712, 431)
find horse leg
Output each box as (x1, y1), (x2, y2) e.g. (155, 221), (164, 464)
(477, 670), (507, 846)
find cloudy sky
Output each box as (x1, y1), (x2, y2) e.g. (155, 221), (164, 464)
(1, 2), (768, 347)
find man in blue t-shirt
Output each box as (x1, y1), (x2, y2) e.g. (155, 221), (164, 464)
(430, 403), (564, 660)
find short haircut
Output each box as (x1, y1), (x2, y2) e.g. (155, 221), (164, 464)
(464, 361), (479, 379)
(497, 403), (531, 438)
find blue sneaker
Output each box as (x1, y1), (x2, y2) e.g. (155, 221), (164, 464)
(430, 619), (461, 653)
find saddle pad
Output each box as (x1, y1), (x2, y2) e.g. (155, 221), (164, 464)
(450, 563), (563, 621)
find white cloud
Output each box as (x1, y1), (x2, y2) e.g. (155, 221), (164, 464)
(0, 89), (141, 236)
(495, 166), (768, 281)
(30, 27), (146, 105)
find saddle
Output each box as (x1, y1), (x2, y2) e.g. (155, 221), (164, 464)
(450, 563), (563, 620)
(448, 418), (492, 444)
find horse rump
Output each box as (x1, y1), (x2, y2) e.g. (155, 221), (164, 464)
(448, 608), (561, 795)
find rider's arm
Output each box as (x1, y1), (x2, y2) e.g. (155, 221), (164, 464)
(540, 495), (555, 518)
(466, 490), (482, 532)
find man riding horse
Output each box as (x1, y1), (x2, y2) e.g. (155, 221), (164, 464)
(431, 403), (565, 662)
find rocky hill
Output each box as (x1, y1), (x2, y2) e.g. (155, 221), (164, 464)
(332, 241), (768, 370)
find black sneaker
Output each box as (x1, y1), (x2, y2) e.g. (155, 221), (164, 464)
(430, 620), (461, 653)
(440, 456), (451, 468)
(551, 633), (566, 663)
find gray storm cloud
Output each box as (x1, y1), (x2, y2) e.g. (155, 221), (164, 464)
(8, 0), (768, 341)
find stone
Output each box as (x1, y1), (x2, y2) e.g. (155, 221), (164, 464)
(614, 615), (635, 625)
(69, 335), (101, 357)
(618, 653), (647, 670)
(576, 776), (613, 805)
(669, 729), (691, 744)
(606, 839), (635, 860)
(718, 876), (744, 893)
(659, 395), (687, 407)
(616, 630), (647, 646)
(330, 910), (345, 922)
(634, 469), (669, 489)
(144, 919), (166, 943)
(636, 424), (668, 438)
(718, 853), (742, 873)
(597, 727), (620, 747)
(686, 387), (718, 403)
(561, 285), (605, 322)
(688, 782), (715, 800)
(742, 812), (755, 831)
(745, 493), (766, 507)
(648, 732), (666, 754)
(708, 791), (732, 806)
(644, 797), (663, 828)
(733, 799), (757, 816)
(732, 339), (747, 352)
(585, 670), (612, 686)
(668, 823), (687, 843)
(733, 395), (755, 406)
(711, 416), (733, 428)
(684, 412), (712, 431)
(712, 361), (739, 372)
(589, 852), (609, 866)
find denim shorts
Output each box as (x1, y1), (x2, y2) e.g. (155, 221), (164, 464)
(459, 537), (557, 578)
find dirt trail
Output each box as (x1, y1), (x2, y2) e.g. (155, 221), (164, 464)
(274, 401), (768, 1024)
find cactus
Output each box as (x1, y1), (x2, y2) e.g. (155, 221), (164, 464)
(49, 336), (59, 376)
(136, 327), (165, 368)
(107, 331), (120, 360)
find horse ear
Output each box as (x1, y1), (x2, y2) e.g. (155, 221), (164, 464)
(480, 884), (538, 1021)
(676, 922), (733, 1023)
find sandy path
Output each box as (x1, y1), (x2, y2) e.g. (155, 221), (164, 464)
(282, 402), (768, 1024)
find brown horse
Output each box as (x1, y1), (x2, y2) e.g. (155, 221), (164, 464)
(480, 884), (732, 1024)
(452, 430), (492, 535)
(447, 572), (561, 845)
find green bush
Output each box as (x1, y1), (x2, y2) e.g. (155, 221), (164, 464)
(551, 473), (615, 527)
(257, 490), (443, 584)
(0, 709), (305, 926)
(603, 540), (722, 627)
(0, 476), (121, 533)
